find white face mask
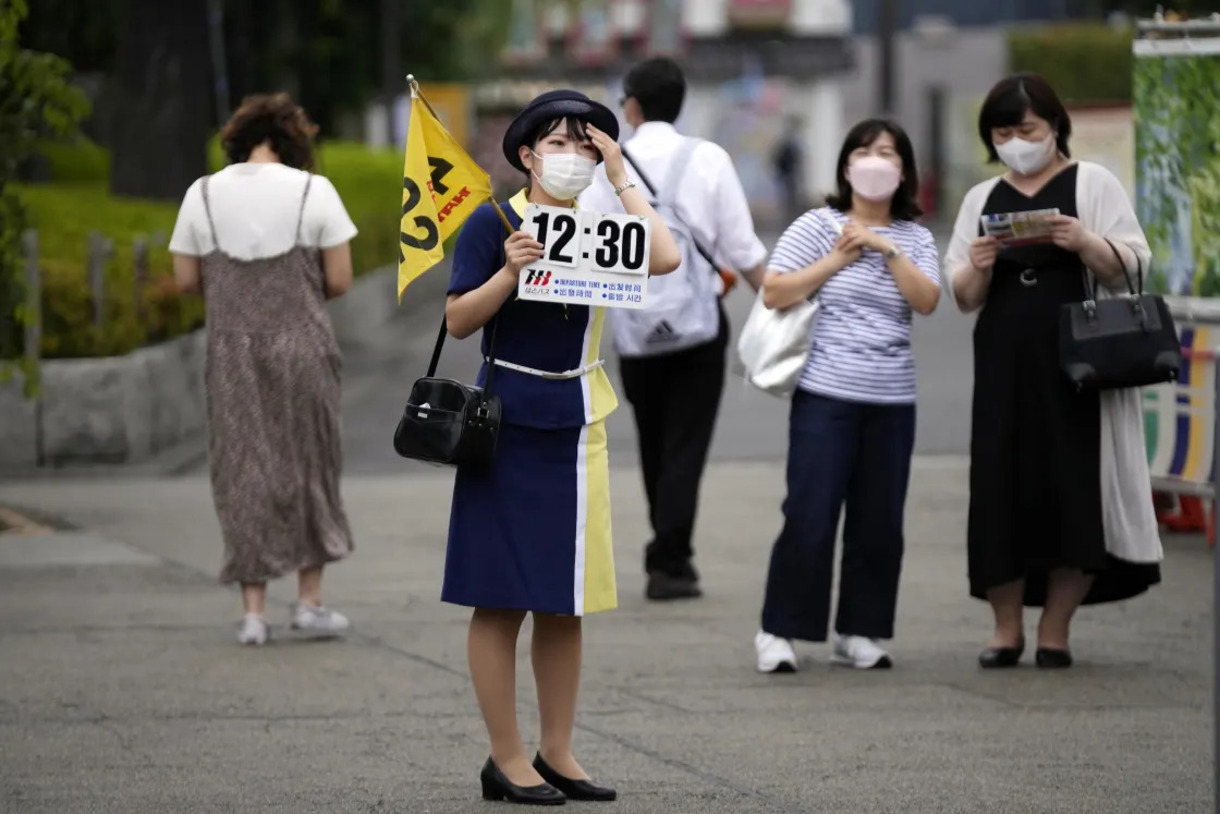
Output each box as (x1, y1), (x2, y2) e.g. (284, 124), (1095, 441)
(995, 134), (1057, 176)
(532, 151), (596, 200)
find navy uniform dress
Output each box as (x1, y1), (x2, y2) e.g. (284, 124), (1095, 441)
(441, 190), (619, 616)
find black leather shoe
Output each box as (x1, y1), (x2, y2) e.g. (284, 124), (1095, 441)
(1035, 648), (1073, 669)
(533, 753), (617, 802)
(978, 637), (1025, 669)
(480, 758), (566, 805)
(645, 572), (702, 601)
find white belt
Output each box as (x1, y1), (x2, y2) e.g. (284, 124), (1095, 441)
(488, 358), (605, 381)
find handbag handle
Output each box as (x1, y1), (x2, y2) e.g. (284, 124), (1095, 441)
(1086, 237), (1142, 300)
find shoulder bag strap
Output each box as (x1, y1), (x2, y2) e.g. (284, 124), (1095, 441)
(295, 174), (314, 245)
(621, 142), (719, 274)
(199, 176), (221, 252)
(425, 210), (509, 393)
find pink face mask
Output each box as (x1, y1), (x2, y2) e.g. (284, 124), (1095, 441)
(847, 156), (902, 202)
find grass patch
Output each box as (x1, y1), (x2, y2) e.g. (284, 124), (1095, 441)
(19, 137), (408, 358)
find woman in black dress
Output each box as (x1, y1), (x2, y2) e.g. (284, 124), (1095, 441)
(945, 74), (1162, 669)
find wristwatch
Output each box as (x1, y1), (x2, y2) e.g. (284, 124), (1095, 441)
(884, 243), (902, 260)
(613, 178), (636, 197)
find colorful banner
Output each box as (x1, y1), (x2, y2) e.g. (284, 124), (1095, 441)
(1134, 38), (1220, 297)
(1144, 325), (1217, 487)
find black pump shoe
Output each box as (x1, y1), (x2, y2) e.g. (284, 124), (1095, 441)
(533, 753), (617, 802)
(978, 637), (1025, 669)
(480, 758), (566, 805)
(1035, 647), (1073, 669)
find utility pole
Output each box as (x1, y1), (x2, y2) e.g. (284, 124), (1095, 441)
(877, 0), (898, 116)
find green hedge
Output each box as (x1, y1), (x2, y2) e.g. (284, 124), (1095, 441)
(1008, 23), (1134, 104)
(20, 137), (404, 359)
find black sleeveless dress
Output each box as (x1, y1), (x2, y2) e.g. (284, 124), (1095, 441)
(967, 165), (1160, 606)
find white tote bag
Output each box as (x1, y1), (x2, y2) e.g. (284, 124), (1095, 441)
(735, 212), (839, 397)
(736, 293), (819, 397)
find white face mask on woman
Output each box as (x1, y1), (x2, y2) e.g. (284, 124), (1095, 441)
(995, 134), (1057, 176)
(532, 151), (596, 200)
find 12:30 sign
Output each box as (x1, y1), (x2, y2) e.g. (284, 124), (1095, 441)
(523, 205), (652, 278)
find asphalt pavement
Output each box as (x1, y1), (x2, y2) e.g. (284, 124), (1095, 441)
(0, 228), (1212, 813)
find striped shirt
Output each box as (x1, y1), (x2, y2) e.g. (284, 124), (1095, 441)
(769, 207), (940, 404)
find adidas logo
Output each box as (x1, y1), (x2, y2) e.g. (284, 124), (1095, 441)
(646, 320), (679, 344)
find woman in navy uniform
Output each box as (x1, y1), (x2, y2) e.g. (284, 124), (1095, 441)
(443, 89), (680, 805)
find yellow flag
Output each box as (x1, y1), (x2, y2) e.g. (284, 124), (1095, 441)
(398, 88), (493, 301)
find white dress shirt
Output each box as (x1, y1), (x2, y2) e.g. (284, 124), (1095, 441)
(579, 122), (767, 274)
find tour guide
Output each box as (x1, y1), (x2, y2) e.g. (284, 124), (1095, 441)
(440, 88), (680, 805)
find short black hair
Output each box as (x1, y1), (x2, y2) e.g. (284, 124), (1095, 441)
(622, 57), (685, 123)
(525, 116), (591, 152)
(977, 73), (1072, 163)
(825, 119), (922, 222)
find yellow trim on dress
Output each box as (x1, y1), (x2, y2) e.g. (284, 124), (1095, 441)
(581, 419), (617, 614)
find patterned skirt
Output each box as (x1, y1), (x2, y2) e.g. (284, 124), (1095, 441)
(442, 420), (617, 616)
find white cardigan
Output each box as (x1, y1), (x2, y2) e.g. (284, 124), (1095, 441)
(942, 161), (1163, 565)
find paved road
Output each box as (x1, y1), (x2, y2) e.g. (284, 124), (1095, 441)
(0, 460), (1211, 813)
(336, 229), (976, 476)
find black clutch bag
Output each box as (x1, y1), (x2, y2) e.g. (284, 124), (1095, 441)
(393, 314), (502, 470)
(1059, 238), (1181, 393)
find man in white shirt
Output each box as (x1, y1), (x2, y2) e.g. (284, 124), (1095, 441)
(580, 57), (768, 601)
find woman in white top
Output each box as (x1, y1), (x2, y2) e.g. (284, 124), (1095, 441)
(168, 92), (359, 646)
(752, 119), (941, 674)
(944, 73), (1162, 670)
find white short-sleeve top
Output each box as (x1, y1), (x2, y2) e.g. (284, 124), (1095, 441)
(169, 162), (358, 261)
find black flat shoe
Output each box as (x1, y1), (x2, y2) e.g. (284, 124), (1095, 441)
(533, 753), (617, 802)
(1035, 648), (1073, 669)
(978, 637), (1025, 669)
(480, 758), (566, 805)
(645, 572), (702, 601)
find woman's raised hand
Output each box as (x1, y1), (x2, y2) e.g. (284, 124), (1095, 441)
(586, 124), (626, 188)
(504, 230), (544, 275)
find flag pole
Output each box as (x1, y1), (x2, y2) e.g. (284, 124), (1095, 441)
(406, 73), (515, 236)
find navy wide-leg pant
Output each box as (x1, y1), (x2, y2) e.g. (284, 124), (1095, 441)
(760, 390), (916, 642)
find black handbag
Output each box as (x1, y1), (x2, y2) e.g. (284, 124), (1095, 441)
(392, 313), (502, 470)
(1059, 238), (1181, 392)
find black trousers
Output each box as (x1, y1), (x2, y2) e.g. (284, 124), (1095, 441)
(760, 391), (915, 642)
(619, 307), (729, 581)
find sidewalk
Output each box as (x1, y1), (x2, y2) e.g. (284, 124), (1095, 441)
(0, 460), (1211, 813)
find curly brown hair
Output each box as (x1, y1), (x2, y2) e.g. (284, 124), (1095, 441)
(219, 92), (319, 170)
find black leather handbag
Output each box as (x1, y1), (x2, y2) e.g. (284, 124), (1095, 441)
(392, 314), (502, 470)
(1059, 238), (1181, 393)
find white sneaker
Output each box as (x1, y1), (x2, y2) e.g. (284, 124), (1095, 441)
(754, 630), (798, 673)
(237, 614), (269, 646)
(831, 634), (892, 669)
(290, 603), (350, 637)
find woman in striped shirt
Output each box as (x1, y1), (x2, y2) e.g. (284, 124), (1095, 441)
(753, 119), (941, 674)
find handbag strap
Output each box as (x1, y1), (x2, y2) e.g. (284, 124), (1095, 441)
(425, 211), (511, 394)
(1086, 238), (1141, 300)
(622, 142), (719, 274)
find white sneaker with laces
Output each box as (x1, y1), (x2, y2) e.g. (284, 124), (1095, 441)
(831, 634), (892, 669)
(754, 630), (798, 673)
(237, 614), (269, 646)
(290, 603), (350, 637)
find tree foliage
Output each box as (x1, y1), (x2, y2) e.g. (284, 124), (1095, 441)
(1, 0), (89, 392)
(18, 0), (511, 140)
